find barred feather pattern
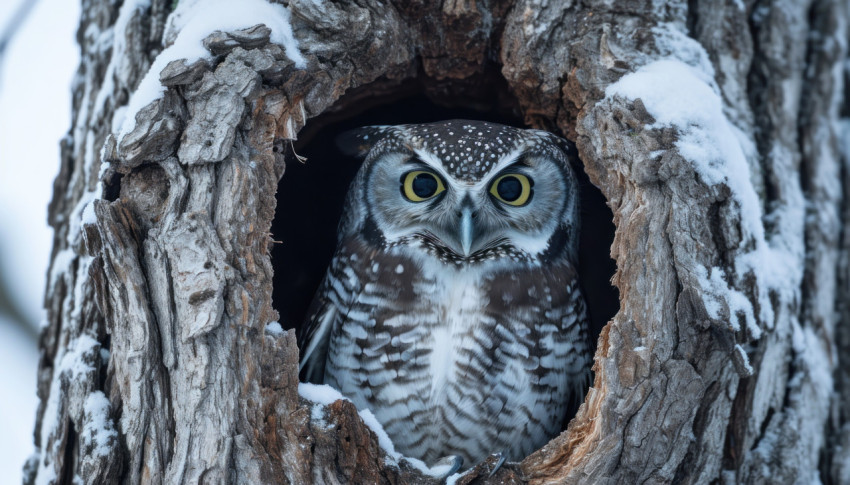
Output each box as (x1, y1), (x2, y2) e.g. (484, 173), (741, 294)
(301, 238), (590, 465)
(298, 120), (591, 466)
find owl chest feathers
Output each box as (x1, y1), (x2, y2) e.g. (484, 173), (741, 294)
(317, 238), (587, 463)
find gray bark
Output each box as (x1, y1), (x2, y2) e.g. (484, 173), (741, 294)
(28, 0), (850, 484)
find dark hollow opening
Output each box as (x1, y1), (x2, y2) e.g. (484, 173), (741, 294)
(271, 81), (618, 397)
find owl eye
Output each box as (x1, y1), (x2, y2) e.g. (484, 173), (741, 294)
(490, 173), (533, 206)
(401, 170), (446, 202)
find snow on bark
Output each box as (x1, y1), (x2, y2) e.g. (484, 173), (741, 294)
(605, 56), (772, 360)
(33, 334), (119, 484)
(298, 382), (460, 478)
(119, 0), (305, 139)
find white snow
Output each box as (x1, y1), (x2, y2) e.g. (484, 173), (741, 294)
(81, 392), (117, 457)
(605, 22), (806, 372)
(791, 322), (833, 404)
(732, 344), (753, 376)
(357, 408), (400, 457)
(36, 334), (100, 485)
(81, 198), (98, 225)
(66, 188), (102, 247)
(119, 0), (306, 139)
(69, 256), (94, 325)
(298, 381), (347, 405)
(695, 265), (761, 338)
(298, 382), (454, 477)
(48, 248), (76, 296)
(605, 60), (753, 200)
(62, 335), (99, 378)
(92, 0), (151, 119)
(650, 23), (718, 86)
(66, 128), (105, 248)
(265, 320), (284, 336)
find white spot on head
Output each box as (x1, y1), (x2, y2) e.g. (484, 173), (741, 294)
(395, 264), (404, 274)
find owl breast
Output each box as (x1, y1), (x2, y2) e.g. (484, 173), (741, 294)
(320, 238), (589, 466)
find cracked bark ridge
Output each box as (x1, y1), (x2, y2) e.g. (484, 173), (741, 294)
(32, 0), (850, 483)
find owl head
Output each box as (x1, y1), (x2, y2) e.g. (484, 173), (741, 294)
(337, 120), (581, 266)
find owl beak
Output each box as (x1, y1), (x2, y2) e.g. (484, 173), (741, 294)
(460, 206), (475, 256)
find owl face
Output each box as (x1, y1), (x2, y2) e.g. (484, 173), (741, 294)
(339, 120), (580, 265)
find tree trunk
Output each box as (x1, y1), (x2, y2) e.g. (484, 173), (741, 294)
(28, 0), (850, 483)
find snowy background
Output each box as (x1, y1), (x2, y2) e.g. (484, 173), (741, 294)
(0, 0), (79, 481)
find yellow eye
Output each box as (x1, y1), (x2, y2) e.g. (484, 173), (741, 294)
(401, 171), (446, 202)
(490, 173), (533, 206)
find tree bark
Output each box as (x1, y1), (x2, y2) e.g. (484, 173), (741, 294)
(28, 0), (850, 484)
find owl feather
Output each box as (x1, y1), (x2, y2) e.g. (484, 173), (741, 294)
(298, 120), (591, 466)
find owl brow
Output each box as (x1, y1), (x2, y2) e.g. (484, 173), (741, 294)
(410, 147), (453, 179)
(488, 147), (527, 173)
(481, 157), (533, 190)
(400, 154), (427, 166)
(498, 157), (533, 173)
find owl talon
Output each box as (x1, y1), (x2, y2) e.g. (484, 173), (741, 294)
(488, 451), (507, 477)
(430, 455), (463, 478)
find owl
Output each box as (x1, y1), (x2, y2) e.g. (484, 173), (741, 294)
(298, 120), (591, 467)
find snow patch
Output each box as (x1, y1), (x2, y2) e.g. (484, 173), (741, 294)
(605, 59), (750, 195)
(357, 407), (446, 477)
(61, 334), (99, 378)
(791, 322), (833, 404)
(265, 321), (284, 336)
(81, 392), (117, 457)
(732, 344), (753, 376)
(93, 0), (151, 116)
(65, 186), (102, 247)
(36, 334), (100, 485)
(695, 265), (761, 338)
(605, 23), (805, 371)
(119, 0), (306, 139)
(111, 105), (128, 134)
(48, 248), (75, 295)
(298, 382), (453, 477)
(298, 382), (347, 405)
(650, 23), (717, 88)
(750, 322), (831, 474)
(66, 130), (104, 247)
(70, 256), (95, 325)
(81, 199), (98, 225)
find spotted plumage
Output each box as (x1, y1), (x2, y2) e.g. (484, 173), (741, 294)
(299, 120), (591, 467)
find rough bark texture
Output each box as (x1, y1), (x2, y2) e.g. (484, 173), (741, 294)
(29, 0), (849, 484)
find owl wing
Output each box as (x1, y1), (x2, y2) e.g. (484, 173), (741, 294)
(298, 252), (359, 383)
(298, 293), (337, 383)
